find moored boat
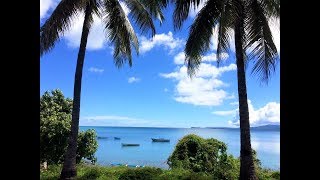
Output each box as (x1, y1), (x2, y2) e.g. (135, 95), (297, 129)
(97, 136), (108, 139)
(151, 138), (170, 142)
(121, 143), (140, 146)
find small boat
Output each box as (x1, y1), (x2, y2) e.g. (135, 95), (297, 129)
(121, 143), (140, 147)
(114, 137), (121, 140)
(97, 136), (108, 139)
(151, 138), (170, 142)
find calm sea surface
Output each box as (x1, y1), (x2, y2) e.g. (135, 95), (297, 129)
(80, 126), (280, 170)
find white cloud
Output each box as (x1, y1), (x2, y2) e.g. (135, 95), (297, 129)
(139, 32), (184, 54)
(174, 51), (229, 65)
(164, 88), (169, 92)
(212, 110), (236, 116)
(160, 63), (236, 106)
(174, 52), (186, 64)
(88, 67), (104, 73)
(40, 0), (57, 19)
(230, 101), (239, 105)
(63, 13), (106, 50)
(128, 77), (140, 83)
(214, 100), (280, 126)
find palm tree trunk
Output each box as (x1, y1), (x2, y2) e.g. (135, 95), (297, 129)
(234, 1), (257, 180)
(60, 4), (92, 180)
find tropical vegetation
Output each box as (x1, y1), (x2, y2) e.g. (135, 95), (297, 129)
(40, 89), (98, 165)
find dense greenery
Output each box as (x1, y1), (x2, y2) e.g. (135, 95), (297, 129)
(40, 164), (279, 180)
(168, 134), (239, 179)
(40, 89), (98, 164)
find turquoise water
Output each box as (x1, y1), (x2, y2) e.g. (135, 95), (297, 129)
(80, 126), (280, 170)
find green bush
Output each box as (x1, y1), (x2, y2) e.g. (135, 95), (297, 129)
(79, 166), (102, 180)
(156, 169), (213, 180)
(168, 134), (239, 179)
(119, 167), (163, 180)
(40, 89), (98, 165)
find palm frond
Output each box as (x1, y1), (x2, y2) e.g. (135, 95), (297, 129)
(104, 0), (139, 68)
(124, 0), (156, 36)
(172, 0), (205, 30)
(260, 0), (280, 18)
(40, 0), (89, 56)
(185, 0), (224, 76)
(139, 0), (169, 24)
(245, 0), (279, 83)
(216, 0), (235, 65)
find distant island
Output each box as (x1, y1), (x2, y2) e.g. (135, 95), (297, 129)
(251, 125), (280, 131)
(205, 125), (280, 131)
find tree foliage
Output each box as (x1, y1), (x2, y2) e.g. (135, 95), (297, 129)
(40, 89), (98, 164)
(168, 134), (239, 179)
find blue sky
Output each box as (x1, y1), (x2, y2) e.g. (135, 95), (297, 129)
(40, 0), (280, 128)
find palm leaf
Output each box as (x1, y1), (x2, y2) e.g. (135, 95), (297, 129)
(216, 0), (235, 65)
(185, 0), (224, 76)
(40, 0), (90, 56)
(104, 0), (139, 68)
(140, 0), (169, 24)
(245, 0), (279, 82)
(172, 0), (205, 30)
(261, 0), (280, 18)
(124, 0), (156, 36)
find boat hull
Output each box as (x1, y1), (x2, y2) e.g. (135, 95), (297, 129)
(151, 138), (170, 142)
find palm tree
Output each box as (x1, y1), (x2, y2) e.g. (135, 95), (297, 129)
(172, 0), (279, 179)
(40, 0), (168, 179)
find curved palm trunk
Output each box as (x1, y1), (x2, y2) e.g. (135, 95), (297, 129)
(234, 2), (257, 180)
(60, 4), (92, 180)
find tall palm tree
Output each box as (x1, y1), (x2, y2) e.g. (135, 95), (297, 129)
(40, 0), (168, 179)
(172, 0), (279, 179)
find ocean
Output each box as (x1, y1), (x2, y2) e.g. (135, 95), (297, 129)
(80, 126), (280, 170)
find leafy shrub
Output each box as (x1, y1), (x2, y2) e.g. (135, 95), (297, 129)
(79, 166), (102, 180)
(119, 167), (163, 180)
(168, 134), (239, 179)
(40, 89), (98, 165)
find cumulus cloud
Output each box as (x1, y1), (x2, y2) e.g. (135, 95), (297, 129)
(213, 100), (280, 126)
(40, 0), (57, 20)
(174, 52), (229, 65)
(139, 32), (184, 54)
(230, 101), (239, 105)
(212, 110), (236, 116)
(160, 63), (236, 106)
(128, 77), (140, 83)
(164, 88), (169, 92)
(88, 67), (104, 73)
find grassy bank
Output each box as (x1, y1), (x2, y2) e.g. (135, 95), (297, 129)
(40, 164), (280, 180)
